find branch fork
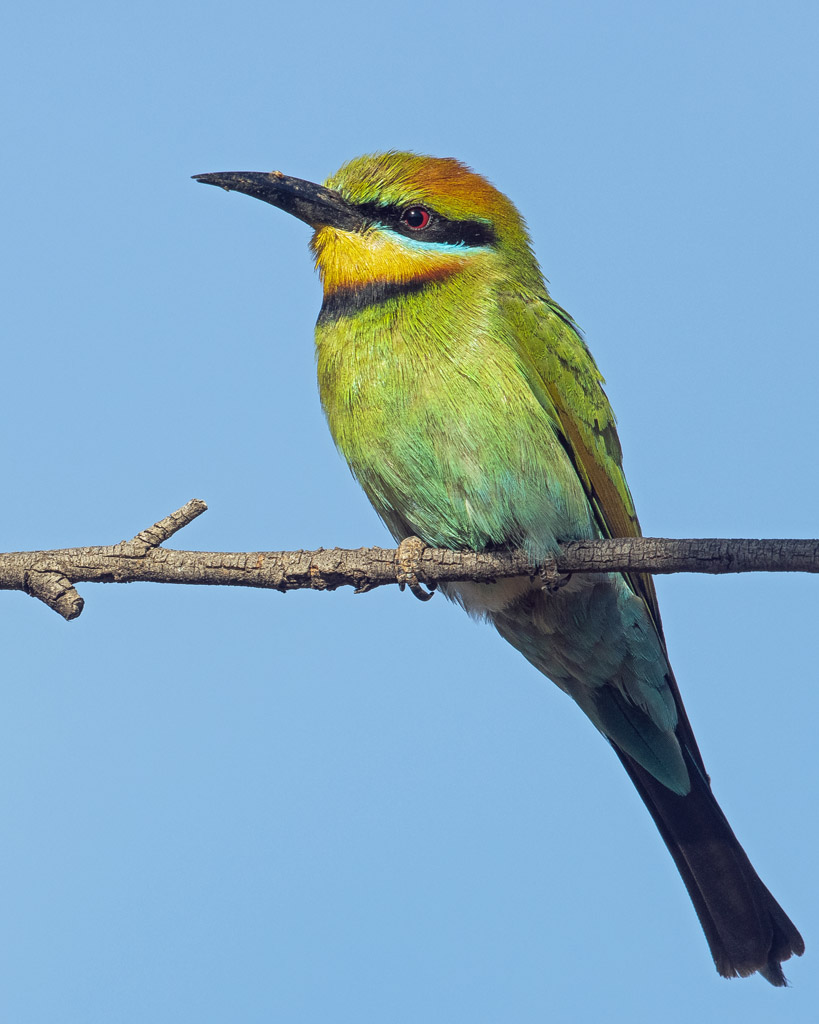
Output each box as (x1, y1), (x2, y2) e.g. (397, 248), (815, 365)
(9, 499), (208, 620)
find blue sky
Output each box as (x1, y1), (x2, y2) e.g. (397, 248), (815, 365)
(2, 1), (817, 1021)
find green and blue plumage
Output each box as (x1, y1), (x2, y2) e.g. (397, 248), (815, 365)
(195, 152), (804, 984)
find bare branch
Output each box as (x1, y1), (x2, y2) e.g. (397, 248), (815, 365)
(1, 501), (817, 620)
(23, 564), (85, 620)
(125, 499), (209, 554)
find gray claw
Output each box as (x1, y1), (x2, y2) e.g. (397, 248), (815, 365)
(396, 536), (435, 602)
(539, 557), (571, 593)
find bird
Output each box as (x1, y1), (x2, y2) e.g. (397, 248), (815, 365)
(194, 152), (804, 984)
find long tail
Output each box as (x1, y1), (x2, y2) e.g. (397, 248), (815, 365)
(615, 742), (804, 984)
(486, 579), (803, 981)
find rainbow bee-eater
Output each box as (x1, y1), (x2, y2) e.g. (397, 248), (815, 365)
(195, 152), (803, 984)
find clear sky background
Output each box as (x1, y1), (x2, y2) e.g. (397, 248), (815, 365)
(2, 2), (817, 1021)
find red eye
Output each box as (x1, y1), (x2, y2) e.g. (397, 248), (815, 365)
(400, 206), (431, 230)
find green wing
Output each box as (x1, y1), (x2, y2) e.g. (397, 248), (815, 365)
(502, 291), (708, 775)
(503, 292), (662, 630)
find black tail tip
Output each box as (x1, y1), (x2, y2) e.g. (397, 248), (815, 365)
(718, 948), (803, 987)
(758, 961), (789, 987)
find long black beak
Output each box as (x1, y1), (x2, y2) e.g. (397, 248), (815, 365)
(192, 170), (364, 231)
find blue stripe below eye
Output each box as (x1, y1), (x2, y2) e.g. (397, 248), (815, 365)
(379, 226), (493, 252)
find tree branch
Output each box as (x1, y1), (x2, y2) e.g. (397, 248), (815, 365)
(2, 500), (818, 620)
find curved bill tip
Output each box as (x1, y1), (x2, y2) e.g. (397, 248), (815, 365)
(192, 171), (275, 189)
(192, 172), (229, 190)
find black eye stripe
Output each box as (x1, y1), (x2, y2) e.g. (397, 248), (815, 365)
(352, 200), (496, 248)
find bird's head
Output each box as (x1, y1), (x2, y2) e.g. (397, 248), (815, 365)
(194, 152), (541, 299)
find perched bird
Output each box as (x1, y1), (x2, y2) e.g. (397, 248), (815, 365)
(195, 152), (803, 984)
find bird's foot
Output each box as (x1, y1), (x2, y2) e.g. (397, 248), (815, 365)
(539, 557), (571, 593)
(395, 536), (436, 602)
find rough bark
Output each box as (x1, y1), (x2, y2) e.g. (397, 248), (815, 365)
(2, 500), (818, 620)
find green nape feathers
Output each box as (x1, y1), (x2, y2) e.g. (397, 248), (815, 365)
(195, 151), (803, 985)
